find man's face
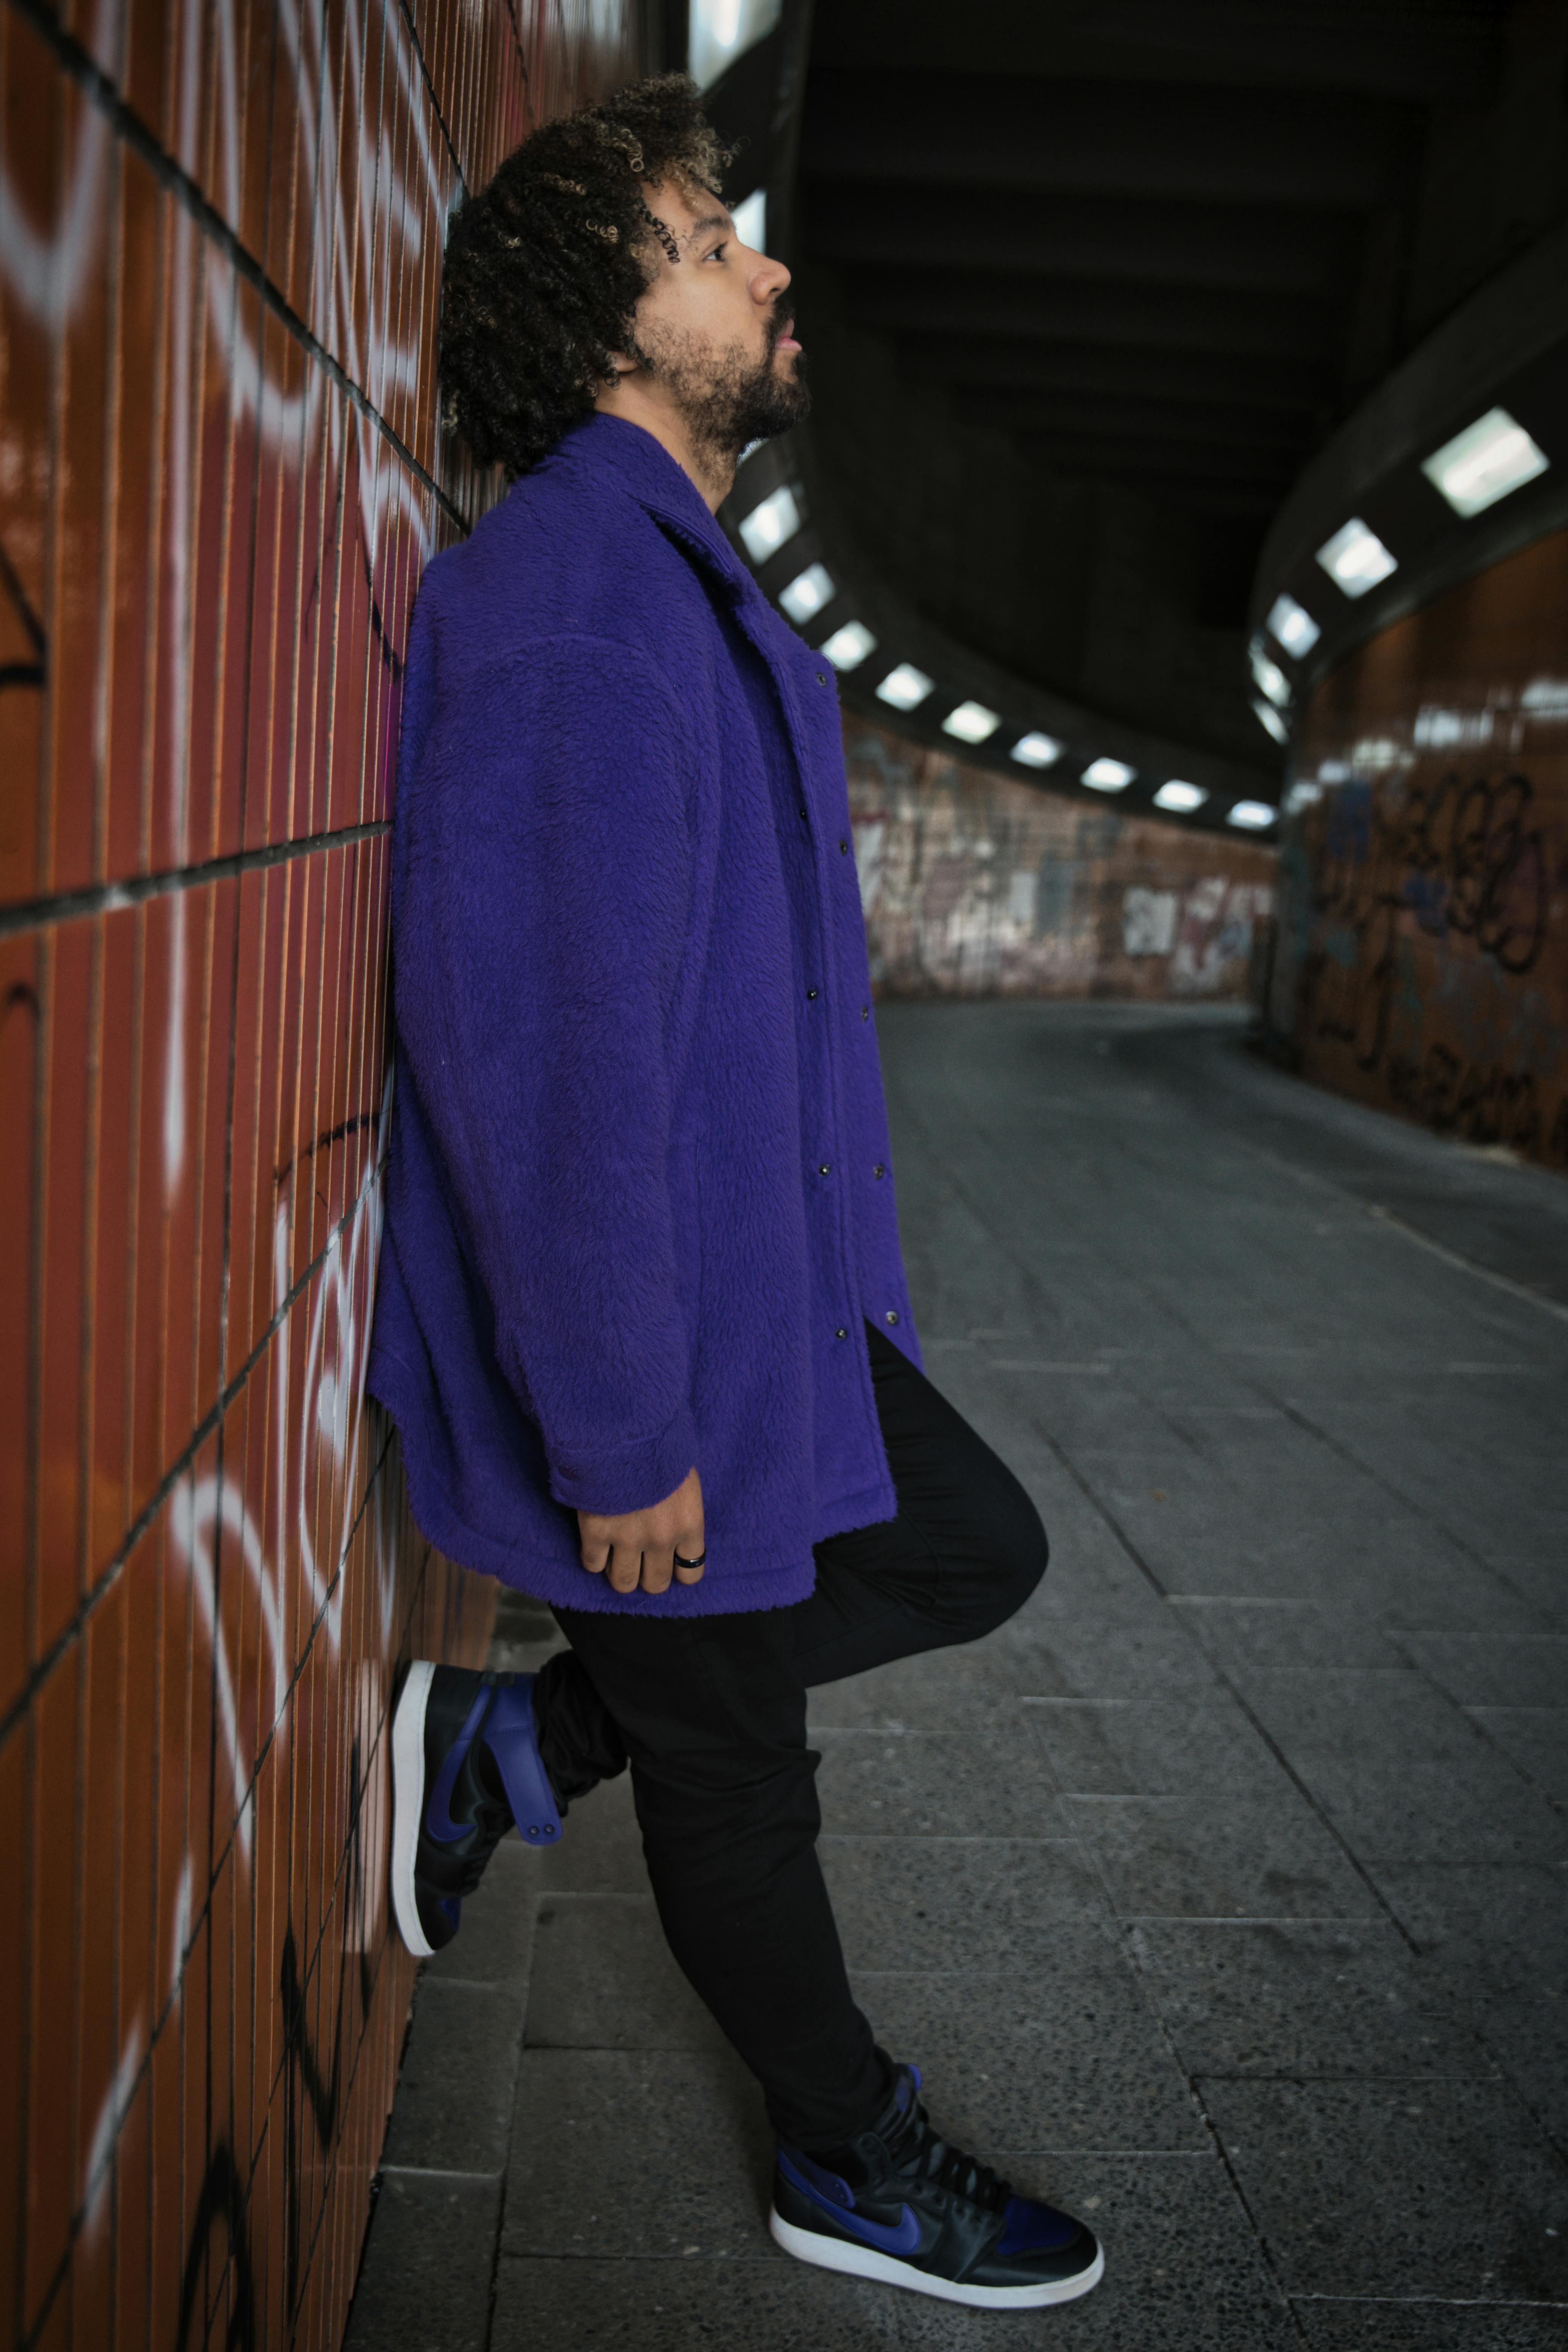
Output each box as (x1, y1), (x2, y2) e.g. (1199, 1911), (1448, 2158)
(621, 179), (809, 461)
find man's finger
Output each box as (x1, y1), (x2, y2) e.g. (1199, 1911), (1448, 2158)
(607, 1542), (641, 1594)
(640, 1550), (674, 1596)
(579, 1532), (610, 1574)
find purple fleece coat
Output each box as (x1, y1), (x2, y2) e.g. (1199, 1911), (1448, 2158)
(366, 413), (921, 1616)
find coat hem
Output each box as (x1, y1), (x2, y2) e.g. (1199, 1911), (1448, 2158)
(812, 1474), (899, 1546)
(374, 1385), (827, 1620)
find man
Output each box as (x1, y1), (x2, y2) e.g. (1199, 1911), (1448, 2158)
(367, 74), (1103, 2314)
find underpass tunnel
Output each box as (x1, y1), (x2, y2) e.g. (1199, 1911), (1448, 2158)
(704, 0), (1568, 1159)
(3, 5), (1567, 2350)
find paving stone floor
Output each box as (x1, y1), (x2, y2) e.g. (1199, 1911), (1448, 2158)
(345, 1003), (1568, 2350)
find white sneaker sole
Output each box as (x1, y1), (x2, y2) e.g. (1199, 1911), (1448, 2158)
(769, 2206), (1105, 2308)
(390, 1660), (438, 1959)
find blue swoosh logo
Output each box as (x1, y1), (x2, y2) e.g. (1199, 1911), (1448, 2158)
(783, 2162), (921, 2256)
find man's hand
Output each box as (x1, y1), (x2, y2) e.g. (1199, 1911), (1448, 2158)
(577, 1467), (706, 1596)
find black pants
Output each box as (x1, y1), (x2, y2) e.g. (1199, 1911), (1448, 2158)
(533, 1321), (1048, 2149)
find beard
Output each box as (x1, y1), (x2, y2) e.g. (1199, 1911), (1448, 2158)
(628, 302), (810, 467)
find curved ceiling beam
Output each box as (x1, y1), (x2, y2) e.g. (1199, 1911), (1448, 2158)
(700, 0), (1283, 838)
(1247, 219), (1568, 729)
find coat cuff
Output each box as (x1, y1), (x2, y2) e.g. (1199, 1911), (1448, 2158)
(544, 1404), (699, 1519)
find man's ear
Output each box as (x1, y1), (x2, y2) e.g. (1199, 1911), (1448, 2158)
(605, 337), (649, 379)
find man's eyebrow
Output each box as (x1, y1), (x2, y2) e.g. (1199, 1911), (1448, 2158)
(685, 210), (734, 243)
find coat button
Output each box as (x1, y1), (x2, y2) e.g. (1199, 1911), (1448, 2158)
(885, 1310), (900, 1325)
(835, 1326), (848, 1339)
(861, 1005), (870, 1019)
(816, 672), (829, 685)
(799, 805), (808, 819)
(874, 1163), (885, 1178)
(819, 1163), (831, 1175)
(807, 987), (819, 999)
(839, 838), (849, 853)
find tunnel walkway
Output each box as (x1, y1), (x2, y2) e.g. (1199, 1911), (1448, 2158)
(346, 1004), (1568, 2351)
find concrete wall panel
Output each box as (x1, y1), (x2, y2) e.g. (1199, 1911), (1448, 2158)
(847, 718), (1276, 999)
(1268, 526), (1568, 1168)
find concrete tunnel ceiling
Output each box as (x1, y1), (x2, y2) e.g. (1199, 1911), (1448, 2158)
(695, 0), (1567, 836)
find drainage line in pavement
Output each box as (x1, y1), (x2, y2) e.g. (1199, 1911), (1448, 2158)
(1367, 1204), (1568, 1325)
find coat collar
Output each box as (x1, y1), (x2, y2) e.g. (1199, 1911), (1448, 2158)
(552, 413), (750, 600)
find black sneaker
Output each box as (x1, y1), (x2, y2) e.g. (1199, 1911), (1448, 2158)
(389, 1664), (561, 1957)
(771, 2064), (1103, 2309)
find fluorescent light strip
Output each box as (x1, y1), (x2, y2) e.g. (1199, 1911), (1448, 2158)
(1227, 800), (1277, 830)
(1252, 698), (1288, 745)
(1250, 643), (1291, 709)
(876, 663), (934, 711)
(1081, 757), (1133, 792)
(820, 620), (876, 671)
(1422, 406), (1549, 518)
(729, 186), (767, 252)
(778, 562), (834, 623)
(689, 0), (782, 88)
(1011, 733), (1062, 768)
(1316, 517), (1397, 599)
(942, 701), (1001, 744)
(1154, 780), (1207, 814)
(1265, 593), (1320, 658)
(738, 483), (800, 562)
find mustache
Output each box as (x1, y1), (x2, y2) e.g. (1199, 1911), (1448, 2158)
(767, 301), (795, 350)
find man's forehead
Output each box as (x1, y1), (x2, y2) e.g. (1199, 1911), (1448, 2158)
(645, 180), (731, 254)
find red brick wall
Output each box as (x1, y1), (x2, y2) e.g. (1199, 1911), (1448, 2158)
(0, 7), (639, 2346)
(1269, 528), (1568, 1169)
(846, 720), (1278, 999)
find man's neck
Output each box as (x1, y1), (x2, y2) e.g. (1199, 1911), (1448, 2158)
(592, 386), (733, 513)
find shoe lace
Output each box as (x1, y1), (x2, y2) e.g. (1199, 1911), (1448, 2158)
(889, 2098), (1012, 2216)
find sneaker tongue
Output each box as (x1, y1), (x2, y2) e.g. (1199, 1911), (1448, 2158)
(878, 2073), (926, 2166)
(886, 2061), (922, 2122)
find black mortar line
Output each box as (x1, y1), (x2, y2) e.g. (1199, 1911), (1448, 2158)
(9, 0), (464, 531)
(0, 821), (390, 939)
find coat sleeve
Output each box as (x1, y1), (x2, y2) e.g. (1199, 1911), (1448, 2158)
(394, 624), (703, 1517)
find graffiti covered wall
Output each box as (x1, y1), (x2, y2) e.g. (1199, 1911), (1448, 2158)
(846, 720), (1277, 1000)
(1267, 527), (1568, 1167)
(0, 5), (638, 2347)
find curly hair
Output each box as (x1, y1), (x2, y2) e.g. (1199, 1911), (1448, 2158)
(439, 75), (736, 478)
